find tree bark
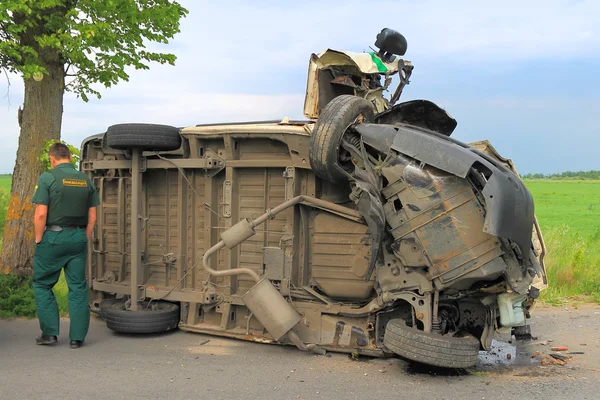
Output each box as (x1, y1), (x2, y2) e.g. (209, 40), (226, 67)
(1, 51), (64, 276)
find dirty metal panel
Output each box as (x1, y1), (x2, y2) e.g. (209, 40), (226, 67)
(139, 170), (181, 287)
(320, 315), (372, 349)
(98, 179), (118, 278)
(237, 168), (267, 289)
(263, 247), (284, 281)
(434, 240), (504, 283)
(310, 212), (374, 300)
(95, 177), (133, 283)
(138, 170), (179, 287)
(416, 198), (490, 265)
(390, 189), (474, 239)
(214, 170), (228, 286)
(265, 168), (290, 248)
(237, 138), (292, 161)
(186, 170), (208, 288)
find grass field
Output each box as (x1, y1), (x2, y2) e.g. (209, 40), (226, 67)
(0, 176), (598, 319)
(523, 180), (600, 304)
(0, 174), (10, 192)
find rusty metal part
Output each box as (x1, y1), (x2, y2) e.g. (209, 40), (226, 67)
(220, 218), (257, 249)
(381, 291), (433, 332)
(130, 148), (143, 310)
(287, 330), (327, 355)
(241, 278), (302, 340)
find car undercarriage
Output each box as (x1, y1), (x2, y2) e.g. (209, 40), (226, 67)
(83, 28), (547, 369)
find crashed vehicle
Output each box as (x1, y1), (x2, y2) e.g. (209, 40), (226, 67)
(84, 29), (547, 368)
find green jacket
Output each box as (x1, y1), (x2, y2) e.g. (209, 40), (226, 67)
(32, 163), (101, 227)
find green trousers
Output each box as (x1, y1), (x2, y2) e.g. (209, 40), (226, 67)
(33, 228), (90, 341)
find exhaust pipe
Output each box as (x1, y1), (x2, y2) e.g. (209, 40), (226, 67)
(202, 196), (331, 355)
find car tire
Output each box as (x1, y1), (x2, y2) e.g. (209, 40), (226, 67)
(105, 123), (182, 151)
(309, 95), (375, 183)
(98, 298), (122, 320)
(103, 300), (180, 334)
(383, 318), (480, 369)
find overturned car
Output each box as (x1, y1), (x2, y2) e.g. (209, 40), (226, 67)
(84, 29), (547, 369)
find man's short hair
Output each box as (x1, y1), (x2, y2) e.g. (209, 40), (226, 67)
(48, 143), (71, 160)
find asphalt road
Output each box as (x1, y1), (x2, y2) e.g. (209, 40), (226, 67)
(1, 304), (599, 400)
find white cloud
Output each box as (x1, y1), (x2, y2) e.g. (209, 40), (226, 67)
(1, 0), (599, 173)
(59, 92), (305, 149)
(174, 0), (600, 66)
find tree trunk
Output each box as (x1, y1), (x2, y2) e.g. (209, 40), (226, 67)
(1, 54), (64, 276)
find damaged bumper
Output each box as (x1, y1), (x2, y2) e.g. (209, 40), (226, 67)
(355, 122), (536, 264)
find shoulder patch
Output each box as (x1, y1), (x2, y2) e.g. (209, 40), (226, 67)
(63, 178), (88, 188)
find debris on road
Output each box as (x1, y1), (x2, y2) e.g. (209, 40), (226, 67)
(540, 355), (565, 366)
(551, 346), (568, 351)
(549, 354), (572, 362)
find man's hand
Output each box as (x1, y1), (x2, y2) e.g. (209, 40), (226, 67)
(86, 206), (97, 240)
(34, 204), (48, 243)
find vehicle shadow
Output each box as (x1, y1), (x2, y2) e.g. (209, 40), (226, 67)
(404, 362), (471, 377)
(108, 329), (181, 340)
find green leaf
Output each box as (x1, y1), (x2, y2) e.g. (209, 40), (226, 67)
(40, 139), (81, 171)
(1, 0), (189, 100)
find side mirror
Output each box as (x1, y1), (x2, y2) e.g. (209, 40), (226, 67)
(374, 28), (407, 62)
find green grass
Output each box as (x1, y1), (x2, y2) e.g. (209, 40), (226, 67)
(524, 180), (600, 304)
(0, 174), (11, 193)
(0, 271), (69, 319)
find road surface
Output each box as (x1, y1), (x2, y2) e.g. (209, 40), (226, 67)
(1, 303), (599, 400)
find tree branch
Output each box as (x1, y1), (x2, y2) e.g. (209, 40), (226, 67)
(1, 67), (11, 107)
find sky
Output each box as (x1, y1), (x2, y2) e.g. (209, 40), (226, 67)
(1, 0), (599, 174)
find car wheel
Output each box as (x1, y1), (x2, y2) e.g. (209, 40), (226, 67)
(105, 123), (182, 151)
(383, 318), (480, 369)
(102, 300), (180, 334)
(309, 95), (375, 183)
(98, 298), (122, 320)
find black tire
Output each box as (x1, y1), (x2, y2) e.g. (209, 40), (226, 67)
(103, 300), (180, 334)
(105, 123), (181, 151)
(383, 319), (480, 369)
(309, 95), (375, 183)
(99, 298), (122, 320)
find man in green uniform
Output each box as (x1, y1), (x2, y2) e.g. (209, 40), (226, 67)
(31, 143), (100, 349)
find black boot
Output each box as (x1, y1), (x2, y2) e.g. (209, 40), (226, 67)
(70, 340), (83, 349)
(36, 335), (58, 345)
